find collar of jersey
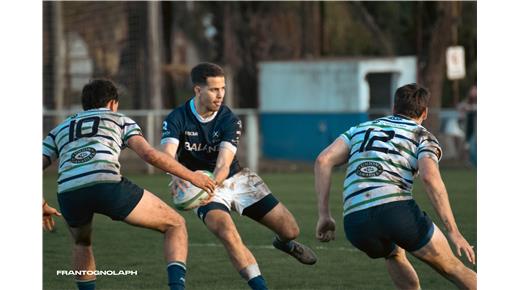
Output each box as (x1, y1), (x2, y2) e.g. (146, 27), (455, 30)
(392, 114), (420, 125)
(190, 98), (218, 123)
(85, 108), (110, 112)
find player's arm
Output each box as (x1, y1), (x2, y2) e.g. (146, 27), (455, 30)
(314, 137), (350, 242)
(213, 146), (235, 185)
(418, 157), (475, 264)
(213, 116), (242, 185)
(42, 155), (61, 231)
(162, 142), (179, 160)
(127, 135), (215, 193)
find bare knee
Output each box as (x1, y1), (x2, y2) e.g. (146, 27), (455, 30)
(278, 222), (300, 241)
(160, 212), (186, 233)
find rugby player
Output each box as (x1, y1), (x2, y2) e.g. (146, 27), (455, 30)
(42, 79), (216, 290)
(314, 83), (477, 289)
(161, 63), (317, 290)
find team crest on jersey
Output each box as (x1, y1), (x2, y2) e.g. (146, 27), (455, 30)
(71, 147), (96, 164)
(356, 161), (383, 177)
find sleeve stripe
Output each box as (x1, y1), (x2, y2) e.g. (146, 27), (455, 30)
(43, 154), (52, 163)
(123, 128), (142, 141)
(160, 137), (179, 145)
(219, 141), (237, 154)
(339, 134), (349, 145)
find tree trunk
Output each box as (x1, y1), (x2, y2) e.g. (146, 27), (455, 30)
(422, 2), (455, 135)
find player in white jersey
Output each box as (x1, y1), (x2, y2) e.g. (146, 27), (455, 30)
(42, 79), (216, 290)
(314, 83), (476, 289)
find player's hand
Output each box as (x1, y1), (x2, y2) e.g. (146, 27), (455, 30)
(447, 230), (476, 265)
(169, 178), (190, 196)
(43, 202), (61, 232)
(316, 215), (336, 242)
(191, 170), (216, 194)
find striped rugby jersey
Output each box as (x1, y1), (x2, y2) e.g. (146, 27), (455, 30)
(340, 114), (442, 216)
(42, 108), (143, 193)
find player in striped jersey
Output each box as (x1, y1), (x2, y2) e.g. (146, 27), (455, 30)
(42, 79), (216, 290)
(314, 84), (476, 289)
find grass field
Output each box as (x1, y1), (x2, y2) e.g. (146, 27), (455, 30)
(43, 168), (476, 290)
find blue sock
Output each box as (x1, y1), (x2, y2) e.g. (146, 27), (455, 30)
(167, 261), (186, 290)
(248, 275), (268, 290)
(76, 279), (96, 290)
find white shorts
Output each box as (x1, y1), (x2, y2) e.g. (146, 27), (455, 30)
(199, 168), (272, 215)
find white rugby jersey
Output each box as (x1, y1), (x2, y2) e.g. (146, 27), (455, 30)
(340, 114), (442, 216)
(42, 108), (142, 193)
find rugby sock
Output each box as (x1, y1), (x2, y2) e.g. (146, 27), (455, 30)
(247, 276), (268, 290)
(76, 279), (96, 290)
(240, 264), (268, 290)
(274, 235), (294, 252)
(167, 261), (187, 290)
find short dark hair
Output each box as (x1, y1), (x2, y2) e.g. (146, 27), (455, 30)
(393, 83), (430, 119)
(81, 79), (119, 110)
(190, 62), (225, 86)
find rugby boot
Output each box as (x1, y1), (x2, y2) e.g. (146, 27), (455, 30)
(272, 238), (317, 265)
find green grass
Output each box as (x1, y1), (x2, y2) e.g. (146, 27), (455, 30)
(43, 168), (476, 290)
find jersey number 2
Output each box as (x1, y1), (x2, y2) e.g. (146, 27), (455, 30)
(69, 117), (100, 142)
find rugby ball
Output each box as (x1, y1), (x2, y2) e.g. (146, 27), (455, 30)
(172, 171), (214, 211)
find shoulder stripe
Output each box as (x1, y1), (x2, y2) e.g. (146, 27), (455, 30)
(99, 125), (119, 135)
(394, 134), (419, 147)
(391, 142), (415, 158)
(101, 117), (124, 128)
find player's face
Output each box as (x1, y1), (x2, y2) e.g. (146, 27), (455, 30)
(196, 76), (225, 112)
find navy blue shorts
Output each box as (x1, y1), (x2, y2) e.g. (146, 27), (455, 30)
(57, 177), (144, 228)
(343, 199), (434, 259)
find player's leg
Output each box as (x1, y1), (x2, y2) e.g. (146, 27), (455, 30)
(123, 189), (188, 290)
(67, 222), (97, 290)
(58, 187), (97, 290)
(411, 224), (477, 290)
(200, 205), (268, 290)
(250, 202), (317, 265)
(232, 169), (317, 265)
(385, 246), (420, 290)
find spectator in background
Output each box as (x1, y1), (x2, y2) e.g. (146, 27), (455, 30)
(458, 85), (477, 145)
(457, 85), (477, 165)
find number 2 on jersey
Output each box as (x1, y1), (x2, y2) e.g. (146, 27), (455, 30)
(358, 128), (395, 153)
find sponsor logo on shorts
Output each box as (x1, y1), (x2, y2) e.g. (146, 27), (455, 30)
(71, 147), (96, 164)
(355, 161), (383, 177)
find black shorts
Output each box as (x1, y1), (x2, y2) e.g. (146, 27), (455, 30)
(57, 177), (144, 228)
(343, 199), (434, 259)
